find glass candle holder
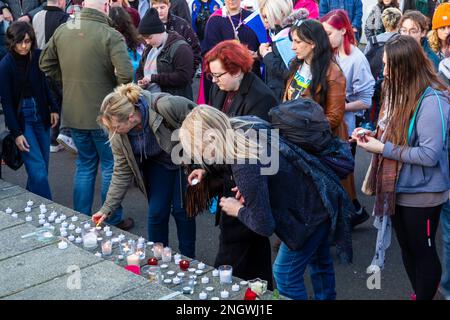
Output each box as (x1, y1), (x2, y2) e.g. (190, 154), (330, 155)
(162, 247), (172, 263)
(141, 265), (163, 284)
(181, 277), (195, 295)
(120, 239), (136, 256)
(136, 242), (146, 260)
(101, 240), (112, 256)
(219, 265), (233, 284)
(82, 228), (98, 250)
(152, 242), (164, 259)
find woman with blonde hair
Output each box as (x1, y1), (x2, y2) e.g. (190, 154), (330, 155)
(427, 2), (450, 61)
(181, 105), (353, 300)
(92, 83), (198, 258)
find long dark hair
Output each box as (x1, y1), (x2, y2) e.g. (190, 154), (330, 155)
(6, 21), (37, 52)
(109, 6), (142, 55)
(287, 19), (335, 107)
(377, 0), (399, 10)
(383, 35), (447, 145)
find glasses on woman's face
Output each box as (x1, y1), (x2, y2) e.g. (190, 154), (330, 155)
(207, 71), (228, 81)
(399, 28), (421, 36)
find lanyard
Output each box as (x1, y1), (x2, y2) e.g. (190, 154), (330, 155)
(227, 9), (243, 41)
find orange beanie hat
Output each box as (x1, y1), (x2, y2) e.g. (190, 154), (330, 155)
(432, 3), (450, 30)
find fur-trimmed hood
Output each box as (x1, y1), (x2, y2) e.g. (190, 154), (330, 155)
(281, 8), (310, 28)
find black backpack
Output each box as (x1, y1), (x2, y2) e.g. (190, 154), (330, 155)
(365, 35), (387, 80)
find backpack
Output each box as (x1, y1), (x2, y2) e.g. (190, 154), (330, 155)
(365, 35), (386, 81)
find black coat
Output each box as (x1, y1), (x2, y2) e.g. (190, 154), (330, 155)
(262, 44), (287, 103)
(209, 72), (277, 121)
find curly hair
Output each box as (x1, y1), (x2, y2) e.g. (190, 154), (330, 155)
(427, 29), (441, 54)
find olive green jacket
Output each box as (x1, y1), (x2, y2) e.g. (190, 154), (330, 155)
(100, 90), (197, 216)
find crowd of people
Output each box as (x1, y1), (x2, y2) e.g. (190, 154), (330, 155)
(0, 0), (449, 301)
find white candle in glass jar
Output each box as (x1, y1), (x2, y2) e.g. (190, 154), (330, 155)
(101, 241), (112, 255)
(162, 247), (172, 263)
(219, 265), (232, 284)
(83, 232), (97, 248)
(153, 243), (163, 259)
(126, 253), (140, 266)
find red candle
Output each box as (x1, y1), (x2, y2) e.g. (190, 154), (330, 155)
(243, 288), (257, 300)
(179, 259), (190, 271)
(148, 257), (158, 266)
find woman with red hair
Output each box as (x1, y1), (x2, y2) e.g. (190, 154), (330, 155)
(321, 10), (375, 227)
(205, 40), (277, 121)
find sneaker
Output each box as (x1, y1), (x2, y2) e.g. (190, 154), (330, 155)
(114, 218), (135, 231)
(57, 133), (78, 154)
(50, 144), (64, 153)
(350, 207), (370, 228)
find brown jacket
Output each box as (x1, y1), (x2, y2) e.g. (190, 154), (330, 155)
(283, 62), (348, 140)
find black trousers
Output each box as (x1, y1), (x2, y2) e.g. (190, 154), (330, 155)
(392, 204), (443, 300)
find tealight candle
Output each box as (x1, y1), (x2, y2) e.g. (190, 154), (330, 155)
(58, 241), (68, 250)
(220, 290), (229, 299)
(55, 218), (61, 224)
(162, 247), (172, 263)
(211, 297), (220, 300)
(60, 214), (67, 221)
(38, 213), (46, 220)
(199, 292), (207, 300)
(126, 253), (140, 266)
(84, 223), (91, 230)
(152, 242), (163, 259)
(38, 219), (45, 225)
(105, 231), (112, 237)
(68, 224), (76, 231)
(173, 253), (181, 261)
(188, 268), (196, 273)
(48, 216), (55, 222)
(172, 277), (181, 284)
(167, 270), (175, 276)
(197, 262), (206, 270)
(212, 269), (219, 277)
(201, 276), (209, 284)
(39, 203), (46, 210)
(101, 240), (112, 256)
(25, 215), (32, 222)
(118, 234), (126, 241)
(40, 208), (47, 214)
(147, 241), (154, 246)
(5, 207), (12, 214)
(103, 226), (110, 232)
(95, 252), (102, 258)
(232, 284), (240, 292)
(95, 226), (102, 231)
(195, 270), (203, 275)
(27, 200), (33, 206)
(43, 223), (50, 228)
(50, 211), (57, 217)
(164, 279), (172, 284)
(11, 213), (18, 218)
(61, 230), (68, 237)
(138, 237), (145, 244)
(71, 216), (78, 222)
(160, 264), (168, 269)
(61, 222), (68, 228)
(177, 272), (185, 278)
(68, 235), (75, 242)
(75, 227), (82, 234)
(75, 237), (82, 244)
(240, 281), (248, 286)
(117, 255), (124, 260)
(24, 207), (31, 213)
(205, 286), (214, 292)
(49, 226), (55, 231)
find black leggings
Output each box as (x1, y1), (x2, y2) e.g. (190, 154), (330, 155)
(392, 204), (443, 300)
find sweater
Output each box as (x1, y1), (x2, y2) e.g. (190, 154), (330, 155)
(32, 6), (69, 49)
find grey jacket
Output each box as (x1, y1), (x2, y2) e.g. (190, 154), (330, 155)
(100, 91), (197, 216)
(383, 90), (450, 193)
(0, 0), (46, 20)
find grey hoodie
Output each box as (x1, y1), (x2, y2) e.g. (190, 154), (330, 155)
(439, 58), (450, 86)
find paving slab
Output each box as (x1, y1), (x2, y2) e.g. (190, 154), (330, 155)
(0, 211), (25, 231)
(0, 192), (52, 213)
(0, 186), (27, 201)
(0, 179), (14, 189)
(0, 223), (57, 262)
(111, 283), (190, 300)
(4, 260), (152, 300)
(0, 242), (102, 298)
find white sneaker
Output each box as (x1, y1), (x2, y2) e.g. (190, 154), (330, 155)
(57, 133), (78, 154)
(50, 144), (64, 153)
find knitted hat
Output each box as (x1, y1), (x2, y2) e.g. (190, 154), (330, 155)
(432, 3), (450, 30)
(138, 8), (165, 35)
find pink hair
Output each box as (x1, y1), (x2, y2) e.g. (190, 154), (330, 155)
(320, 9), (355, 55)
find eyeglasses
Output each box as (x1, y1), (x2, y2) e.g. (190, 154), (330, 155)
(399, 28), (421, 36)
(207, 71), (228, 81)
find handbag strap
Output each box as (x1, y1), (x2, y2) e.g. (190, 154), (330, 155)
(407, 87), (446, 145)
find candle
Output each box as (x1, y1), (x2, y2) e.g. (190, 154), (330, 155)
(25, 215), (32, 222)
(40, 208), (47, 214)
(219, 265), (232, 284)
(105, 231), (112, 237)
(240, 281), (248, 286)
(191, 178), (199, 186)
(39, 219), (45, 225)
(198, 292), (207, 300)
(117, 255), (124, 260)
(177, 272), (185, 278)
(101, 241), (112, 256)
(172, 276), (181, 284)
(167, 270), (175, 276)
(83, 232), (97, 249)
(195, 270), (203, 275)
(162, 247), (172, 263)
(38, 214), (46, 220)
(48, 216), (55, 222)
(103, 226), (110, 232)
(11, 213), (18, 218)
(75, 237), (82, 244)
(43, 223), (50, 228)
(211, 297), (220, 300)
(71, 216), (78, 222)
(179, 259), (190, 271)
(118, 234), (126, 241)
(60, 230), (68, 237)
(58, 241), (68, 250)
(68, 224), (76, 231)
(39, 204), (46, 210)
(55, 218), (61, 224)
(160, 264), (168, 269)
(75, 227), (82, 234)
(183, 286), (193, 294)
(84, 223), (91, 230)
(197, 262), (206, 270)
(27, 200), (33, 206)
(212, 269), (219, 277)
(61, 222), (68, 228)
(95, 252), (102, 258)
(50, 211), (57, 217)
(188, 268), (196, 273)
(164, 279), (172, 284)
(24, 207), (31, 213)
(173, 253), (181, 261)
(205, 286), (214, 292)
(152, 243), (163, 259)
(138, 237), (145, 244)
(201, 276), (209, 284)
(5, 207), (12, 214)
(147, 241), (154, 246)
(148, 257), (158, 266)
(60, 214), (67, 221)
(232, 284), (240, 292)
(220, 290), (229, 299)
(126, 254), (140, 266)
(68, 235), (75, 242)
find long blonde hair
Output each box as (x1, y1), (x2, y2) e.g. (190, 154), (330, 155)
(98, 83), (142, 131)
(427, 29), (441, 54)
(179, 105), (260, 166)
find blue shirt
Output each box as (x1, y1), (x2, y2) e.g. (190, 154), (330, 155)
(319, 0), (363, 29)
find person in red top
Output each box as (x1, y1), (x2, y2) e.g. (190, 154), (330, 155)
(110, 0), (140, 27)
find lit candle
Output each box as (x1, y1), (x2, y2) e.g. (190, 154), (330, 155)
(50, 211), (57, 217)
(220, 290), (229, 299)
(197, 262), (206, 270)
(219, 265), (232, 284)
(68, 224), (76, 231)
(172, 276), (181, 284)
(101, 240), (112, 256)
(162, 247), (172, 263)
(147, 241), (154, 246)
(48, 216), (55, 222)
(11, 213), (18, 218)
(24, 207), (31, 213)
(55, 218), (61, 224)
(103, 226), (110, 232)
(43, 223), (50, 228)
(58, 241), (68, 250)
(40, 208), (47, 214)
(117, 255), (124, 260)
(188, 268), (196, 273)
(95, 252), (102, 258)
(68, 235), (75, 242)
(167, 270), (175, 276)
(201, 276), (209, 284)
(5, 207), (12, 214)
(164, 279), (172, 284)
(199, 292), (207, 300)
(38, 213), (46, 220)
(75, 237), (82, 244)
(60, 214), (67, 221)
(240, 280), (248, 286)
(153, 243), (163, 259)
(138, 237), (145, 244)
(61, 222), (68, 228)
(84, 223), (91, 230)
(27, 200), (33, 206)
(126, 253), (139, 266)
(160, 264), (168, 269)
(212, 269), (219, 277)
(118, 234), (126, 241)
(83, 232), (97, 249)
(25, 216), (32, 222)
(232, 284), (240, 292)
(177, 272), (185, 278)
(105, 231), (112, 237)
(71, 216), (78, 222)
(95, 226), (102, 232)
(195, 270), (203, 275)
(75, 227), (82, 234)
(38, 219), (45, 225)
(60, 230), (68, 237)
(39, 204), (46, 210)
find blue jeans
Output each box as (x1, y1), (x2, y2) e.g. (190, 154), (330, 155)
(441, 200), (450, 297)
(143, 160), (196, 258)
(20, 98), (52, 200)
(70, 128), (123, 225)
(273, 221), (336, 300)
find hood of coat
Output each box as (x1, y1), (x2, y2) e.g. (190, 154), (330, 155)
(439, 57), (450, 81)
(281, 8), (310, 28)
